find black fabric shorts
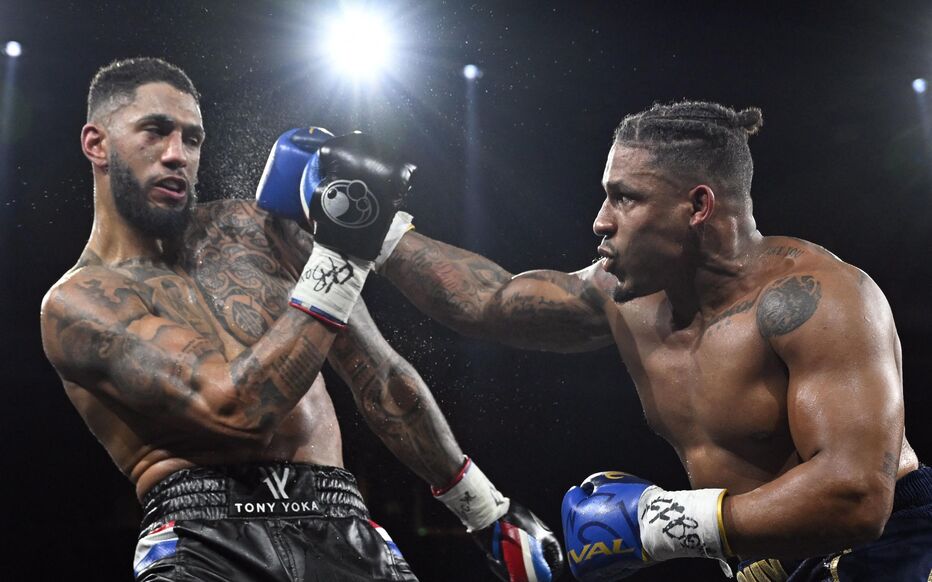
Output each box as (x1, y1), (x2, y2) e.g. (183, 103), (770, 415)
(132, 463), (419, 582)
(737, 464), (932, 581)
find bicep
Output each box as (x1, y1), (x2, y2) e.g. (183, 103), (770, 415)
(43, 285), (233, 426)
(770, 276), (902, 473)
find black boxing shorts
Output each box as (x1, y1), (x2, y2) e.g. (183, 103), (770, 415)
(132, 463), (418, 581)
(736, 464), (932, 581)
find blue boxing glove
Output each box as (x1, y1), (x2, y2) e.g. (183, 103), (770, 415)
(562, 472), (732, 581)
(256, 129), (416, 326)
(256, 127), (335, 221)
(433, 457), (565, 582)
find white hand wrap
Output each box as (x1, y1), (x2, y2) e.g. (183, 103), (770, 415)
(638, 486), (731, 562)
(290, 244), (372, 327)
(374, 211), (415, 272)
(433, 457), (510, 532)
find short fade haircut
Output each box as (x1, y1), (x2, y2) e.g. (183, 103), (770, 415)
(87, 57), (200, 122)
(614, 100), (762, 199)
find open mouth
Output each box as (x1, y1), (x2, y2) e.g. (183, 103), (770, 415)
(152, 176), (188, 201)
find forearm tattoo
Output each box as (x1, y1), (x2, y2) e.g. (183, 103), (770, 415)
(330, 315), (462, 485)
(385, 234), (610, 350)
(385, 234), (512, 324)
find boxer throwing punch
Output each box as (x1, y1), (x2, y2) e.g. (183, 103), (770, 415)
(286, 101), (930, 580)
(40, 58), (563, 582)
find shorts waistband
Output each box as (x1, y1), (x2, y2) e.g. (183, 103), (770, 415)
(140, 463), (369, 531)
(892, 463), (932, 515)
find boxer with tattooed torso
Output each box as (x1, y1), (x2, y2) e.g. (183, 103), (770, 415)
(40, 58), (563, 582)
(366, 102), (932, 580)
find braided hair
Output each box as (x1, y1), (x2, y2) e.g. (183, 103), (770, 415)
(614, 101), (762, 199)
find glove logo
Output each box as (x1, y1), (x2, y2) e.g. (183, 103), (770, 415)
(568, 538), (635, 564)
(320, 179), (380, 229)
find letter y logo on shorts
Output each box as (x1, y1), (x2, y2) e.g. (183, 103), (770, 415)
(261, 467), (291, 500)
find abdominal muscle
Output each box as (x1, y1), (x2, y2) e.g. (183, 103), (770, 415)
(70, 373), (343, 501)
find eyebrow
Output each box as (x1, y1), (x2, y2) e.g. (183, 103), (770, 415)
(603, 176), (638, 194)
(136, 113), (205, 139)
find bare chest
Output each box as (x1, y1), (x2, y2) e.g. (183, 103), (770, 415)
(133, 223), (297, 355)
(612, 307), (790, 455)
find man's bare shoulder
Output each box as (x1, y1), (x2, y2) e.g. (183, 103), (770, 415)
(759, 235), (876, 291)
(756, 236), (891, 339)
(41, 261), (153, 365)
(188, 198), (311, 259)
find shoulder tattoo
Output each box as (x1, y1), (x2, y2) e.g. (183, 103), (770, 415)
(756, 275), (822, 337)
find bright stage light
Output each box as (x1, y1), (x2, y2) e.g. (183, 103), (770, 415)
(322, 8), (394, 80)
(4, 41), (22, 58)
(913, 78), (927, 94)
(463, 64), (482, 80)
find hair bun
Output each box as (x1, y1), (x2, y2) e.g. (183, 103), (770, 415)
(735, 107), (763, 135)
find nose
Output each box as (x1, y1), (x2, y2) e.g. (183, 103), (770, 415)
(592, 198), (614, 237)
(160, 130), (188, 170)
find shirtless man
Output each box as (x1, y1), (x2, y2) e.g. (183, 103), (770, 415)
(353, 101), (932, 580)
(40, 58), (563, 582)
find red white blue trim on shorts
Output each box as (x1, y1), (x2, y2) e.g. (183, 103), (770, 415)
(493, 520), (552, 582)
(369, 519), (405, 560)
(133, 521), (178, 578)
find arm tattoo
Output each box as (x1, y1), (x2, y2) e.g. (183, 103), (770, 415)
(757, 275), (822, 337)
(881, 452), (898, 481)
(50, 254), (329, 434)
(387, 236), (512, 324)
(329, 308), (462, 485)
(386, 234), (610, 350)
(228, 318), (327, 426)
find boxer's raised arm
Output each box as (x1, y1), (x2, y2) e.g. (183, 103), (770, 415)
(723, 269), (903, 558)
(382, 231), (614, 353)
(40, 270), (336, 443)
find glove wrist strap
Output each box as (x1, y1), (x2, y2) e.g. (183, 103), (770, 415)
(290, 244), (372, 327)
(637, 487), (730, 562)
(433, 456), (510, 531)
(374, 211), (415, 272)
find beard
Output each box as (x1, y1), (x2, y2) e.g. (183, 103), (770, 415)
(109, 151), (196, 240)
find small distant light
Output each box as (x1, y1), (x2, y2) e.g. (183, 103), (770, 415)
(913, 78), (927, 94)
(4, 41), (22, 58)
(463, 64), (482, 80)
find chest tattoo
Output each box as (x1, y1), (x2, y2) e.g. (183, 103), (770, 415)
(180, 208), (295, 346)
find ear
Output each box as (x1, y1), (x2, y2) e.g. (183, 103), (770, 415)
(81, 123), (108, 171)
(688, 185), (715, 227)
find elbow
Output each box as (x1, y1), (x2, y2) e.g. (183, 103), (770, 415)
(192, 379), (283, 445)
(832, 475), (893, 545)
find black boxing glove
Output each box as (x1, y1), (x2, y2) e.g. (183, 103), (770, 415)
(302, 132), (416, 261)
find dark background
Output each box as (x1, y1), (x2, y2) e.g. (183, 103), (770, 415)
(2, 1), (931, 581)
